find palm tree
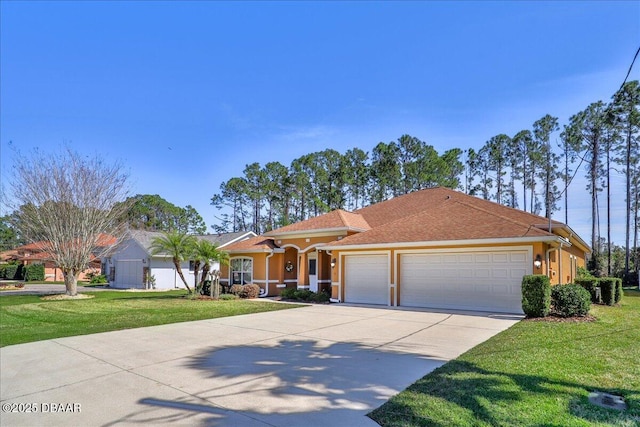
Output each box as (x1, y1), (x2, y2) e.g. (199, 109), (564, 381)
(149, 231), (197, 294)
(193, 240), (229, 297)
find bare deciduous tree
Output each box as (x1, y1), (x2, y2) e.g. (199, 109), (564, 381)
(8, 147), (130, 296)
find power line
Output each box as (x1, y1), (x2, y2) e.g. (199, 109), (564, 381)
(620, 45), (640, 91)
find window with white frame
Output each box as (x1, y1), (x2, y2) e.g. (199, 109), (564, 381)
(231, 258), (252, 285)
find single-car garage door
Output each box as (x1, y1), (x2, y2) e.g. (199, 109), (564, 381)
(345, 254), (389, 305)
(400, 249), (529, 313)
(115, 260), (144, 289)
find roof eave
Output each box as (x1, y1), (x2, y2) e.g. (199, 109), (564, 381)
(323, 236), (568, 251)
(264, 227), (367, 238)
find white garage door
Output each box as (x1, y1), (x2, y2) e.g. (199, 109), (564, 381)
(345, 255), (389, 305)
(115, 260), (144, 289)
(400, 250), (529, 313)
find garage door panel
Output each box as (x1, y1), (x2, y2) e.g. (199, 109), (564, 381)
(400, 250), (528, 313)
(345, 255), (388, 305)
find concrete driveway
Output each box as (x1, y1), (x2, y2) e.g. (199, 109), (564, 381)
(0, 303), (521, 426)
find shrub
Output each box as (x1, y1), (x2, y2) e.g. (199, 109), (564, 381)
(200, 280), (212, 295)
(280, 288), (297, 299)
(313, 290), (330, 303)
(24, 264), (45, 281)
(614, 278), (624, 304)
(551, 284), (591, 317)
(575, 277), (601, 304)
(229, 284), (244, 296)
(242, 284), (261, 299)
(219, 293), (238, 301)
(89, 273), (108, 284)
(280, 288), (329, 303)
(599, 278), (616, 306)
(576, 266), (595, 279)
(521, 275), (551, 318)
(229, 284), (261, 299)
(4, 264), (21, 280)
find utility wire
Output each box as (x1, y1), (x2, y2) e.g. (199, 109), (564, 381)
(619, 45), (640, 91)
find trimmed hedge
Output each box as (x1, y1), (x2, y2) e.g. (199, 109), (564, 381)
(614, 278), (624, 304)
(3, 264), (23, 280)
(24, 264), (45, 281)
(280, 288), (330, 303)
(521, 275), (551, 318)
(575, 277), (601, 304)
(551, 284), (591, 317)
(599, 278), (616, 306)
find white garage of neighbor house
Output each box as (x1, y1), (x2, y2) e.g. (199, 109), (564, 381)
(103, 230), (255, 290)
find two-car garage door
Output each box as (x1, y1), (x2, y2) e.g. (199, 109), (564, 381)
(400, 250), (528, 313)
(343, 249), (529, 313)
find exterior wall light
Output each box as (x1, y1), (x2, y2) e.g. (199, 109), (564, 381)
(331, 258), (336, 269)
(534, 254), (542, 269)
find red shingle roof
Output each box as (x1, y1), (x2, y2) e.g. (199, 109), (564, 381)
(265, 209), (370, 235)
(222, 188), (590, 252)
(331, 187), (566, 247)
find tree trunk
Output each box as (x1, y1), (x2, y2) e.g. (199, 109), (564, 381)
(625, 122), (632, 277)
(607, 147), (611, 276)
(193, 260), (201, 292)
(173, 259), (192, 293)
(64, 269), (78, 296)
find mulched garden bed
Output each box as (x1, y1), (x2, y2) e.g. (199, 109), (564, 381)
(524, 314), (597, 323)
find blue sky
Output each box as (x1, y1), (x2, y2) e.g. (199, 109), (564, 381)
(1, 1), (638, 244)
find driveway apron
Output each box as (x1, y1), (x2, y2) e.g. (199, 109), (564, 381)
(0, 304), (521, 426)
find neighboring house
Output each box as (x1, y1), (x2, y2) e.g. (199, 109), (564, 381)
(221, 187), (591, 314)
(6, 234), (116, 281)
(104, 230), (256, 289)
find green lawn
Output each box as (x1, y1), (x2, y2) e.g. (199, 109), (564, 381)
(0, 290), (302, 347)
(370, 289), (640, 427)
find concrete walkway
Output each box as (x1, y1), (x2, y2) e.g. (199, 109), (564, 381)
(0, 304), (521, 426)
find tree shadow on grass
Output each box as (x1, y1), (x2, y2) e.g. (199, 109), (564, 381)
(369, 360), (640, 427)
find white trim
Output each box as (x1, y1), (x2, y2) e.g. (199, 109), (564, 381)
(280, 243), (302, 251)
(229, 256), (253, 286)
(283, 279), (298, 283)
(277, 284), (287, 288)
(324, 236), (566, 251)
(252, 279), (280, 284)
(317, 279), (331, 284)
(297, 285), (310, 290)
(330, 298), (340, 303)
(218, 231), (258, 249)
(300, 243), (330, 253)
(225, 248), (280, 254)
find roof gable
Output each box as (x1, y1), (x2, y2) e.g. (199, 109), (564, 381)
(264, 209), (370, 236)
(221, 235), (278, 252)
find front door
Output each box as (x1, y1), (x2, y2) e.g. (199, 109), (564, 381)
(308, 253), (318, 292)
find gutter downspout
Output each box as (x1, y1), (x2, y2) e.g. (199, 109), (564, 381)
(261, 250), (275, 297)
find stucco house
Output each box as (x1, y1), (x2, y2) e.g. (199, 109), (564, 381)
(6, 234), (116, 281)
(221, 187), (591, 314)
(104, 230), (255, 289)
